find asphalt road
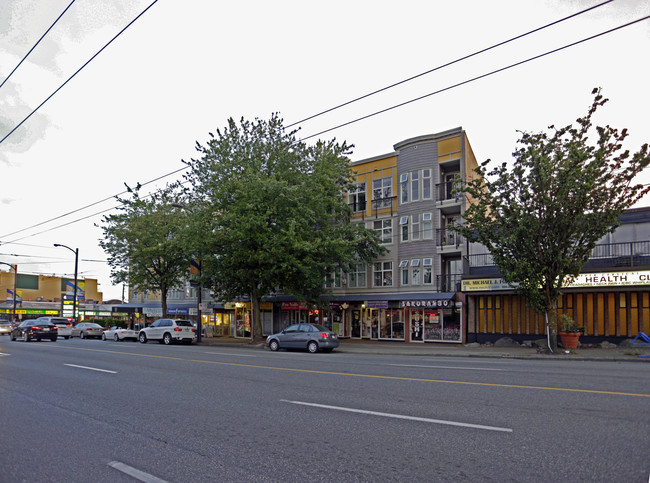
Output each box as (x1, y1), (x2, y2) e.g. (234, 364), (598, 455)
(1, 336), (649, 482)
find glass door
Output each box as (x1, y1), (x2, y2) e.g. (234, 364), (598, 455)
(410, 309), (424, 342)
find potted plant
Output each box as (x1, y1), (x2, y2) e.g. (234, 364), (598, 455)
(558, 314), (581, 349)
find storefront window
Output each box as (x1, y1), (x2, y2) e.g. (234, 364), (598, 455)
(380, 309), (404, 340)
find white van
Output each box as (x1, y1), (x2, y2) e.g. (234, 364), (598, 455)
(34, 316), (73, 339)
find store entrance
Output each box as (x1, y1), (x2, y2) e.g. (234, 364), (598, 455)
(410, 310), (424, 342)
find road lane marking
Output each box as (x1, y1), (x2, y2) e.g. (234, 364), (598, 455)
(50, 346), (650, 398)
(283, 400), (512, 433)
(0, 352), (9, 357)
(205, 351), (259, 357)
(387, 363), (505, 371)
(108, 461), (168, 483)
(64, 363), (117, 374)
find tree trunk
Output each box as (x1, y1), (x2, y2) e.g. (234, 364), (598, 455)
(161, 280), (168, 318)
(250, 291), (264, 343)
(545, 303), (559, 353)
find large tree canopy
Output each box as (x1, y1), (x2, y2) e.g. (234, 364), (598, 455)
(98, 183), (190, 317)
(182, 114), (385, 341)
(456, 89), (649, 351)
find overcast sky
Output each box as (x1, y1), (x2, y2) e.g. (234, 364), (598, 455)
(1, 0), (648, 301)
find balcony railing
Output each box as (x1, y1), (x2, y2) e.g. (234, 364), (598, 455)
(436, 227), (464, 248)
(436, 274), (462, 292)
(349, 196), (396, 219)
(435, 181), (462, 203)
(465, 241), (650, 274)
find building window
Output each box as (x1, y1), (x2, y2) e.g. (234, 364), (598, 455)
(373, 219), (393, 244)
(423, 258), (433, 284)
(348, 263), (366, 288)
(373, 177), (392, 208)
(423, 169), (432, 199)
(411, 259), (421, 285)
(400, 216), (409, 242)
(422, 213), (433, 239)
(400, 260), (409, 285)
(349, 182), (366, 212)
(412, 214), (420, 240)
(411, 171), (419, 201)
(374, 261), (393, 287)
(325, 268), (342, 288)
(400, 173), (408, 203)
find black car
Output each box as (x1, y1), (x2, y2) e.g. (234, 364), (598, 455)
(10, 320), (58, 342)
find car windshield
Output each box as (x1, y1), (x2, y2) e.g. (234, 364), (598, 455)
(310, 324), (329, 332)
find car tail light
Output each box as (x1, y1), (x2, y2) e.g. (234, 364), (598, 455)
(320, 332), (329, 339)
(66, 324), (72, 327)
(174, 327), (182, 332)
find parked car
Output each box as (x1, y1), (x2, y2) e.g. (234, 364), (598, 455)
(71, 322), (104, 339)
(266, 323), (340, 353)
(10, 320), (57, 342)
(102, 326), (138, 341)
(0, 319), (12, 335)
(138, 318), (196, 345)
(32, 316), (73, 339)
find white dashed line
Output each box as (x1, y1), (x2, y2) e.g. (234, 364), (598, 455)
(108, 461), (168, 483)
(282, 400), (512, 433)
(64, 364), (117, 374)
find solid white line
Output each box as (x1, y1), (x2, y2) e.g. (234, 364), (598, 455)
(108, 461), (168, 483)
(386, 363), (505, 371)
(282, 400), (512, 433)
(64, 363), (117, 374)
(0, 352), (9, 356)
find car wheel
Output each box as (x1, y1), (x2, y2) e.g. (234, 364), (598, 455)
(269, 339), (280, 351)
(101, 333), (106, 341)
(24, 332), (31, 342)
(114, 334), (120, 342)
(162, 333), (172, 345)
(10, 333), (16, 341)
(51, 336), (57, 342)
(80, 332), (85, 339)
(64, 336), (70, 340)
(307, 341), (318, 353)
(139, 332), (147, 343)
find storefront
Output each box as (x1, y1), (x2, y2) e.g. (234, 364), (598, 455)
(400, 296), (462, 343)
(462, 270), (650, 342)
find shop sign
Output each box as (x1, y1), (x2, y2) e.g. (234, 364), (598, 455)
(144, 307), (163, 317)
(168, 307), (189, 315)
(463, 270), (650, 292)
(281, 302), (309, 310)
(399, 299), (451, 308)
(366, 301), (388, 308)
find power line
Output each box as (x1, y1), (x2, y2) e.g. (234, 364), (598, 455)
(0, 0), (159, 146)
(0, 165), (187, 239)
(285, 0), (614, 129)
(0, 0), (76, 91)
(0, 1), (615, 243)
(299, 15), (650, 142)
(3, 12), (648, 248)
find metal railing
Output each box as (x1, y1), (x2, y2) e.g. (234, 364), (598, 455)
(436, 227), (464, 248)
(465, 241), (650, 272)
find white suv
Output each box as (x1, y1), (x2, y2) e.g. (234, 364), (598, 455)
(138, 319), (196, 345)
(34, 316), (73, 339)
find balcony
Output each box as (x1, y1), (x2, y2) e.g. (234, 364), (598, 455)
(349, 196), (396, 220)
(436, 227), (464, 253)
(435, 182), (462, 215)
(465, 241), (650, 276)
(436, 274), (462, 292)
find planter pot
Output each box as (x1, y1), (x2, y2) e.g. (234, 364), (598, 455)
(559, 332), (580, 349)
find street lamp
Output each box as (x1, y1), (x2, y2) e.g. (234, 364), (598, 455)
(171, 203), (202, 343)
(54, 244), (78, 324)
(0, 261), (18, 323)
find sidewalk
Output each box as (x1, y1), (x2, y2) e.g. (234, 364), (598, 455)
(197, 337), (650, 362)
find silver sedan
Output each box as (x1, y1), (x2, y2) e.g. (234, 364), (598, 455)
(266, 323), (340, 353)
(71, 322), (104, 339)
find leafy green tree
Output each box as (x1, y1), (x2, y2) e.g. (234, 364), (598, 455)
(455, 89), (649, 351)
(98, 183), (191, 318)
(182, 114), (385, 342)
